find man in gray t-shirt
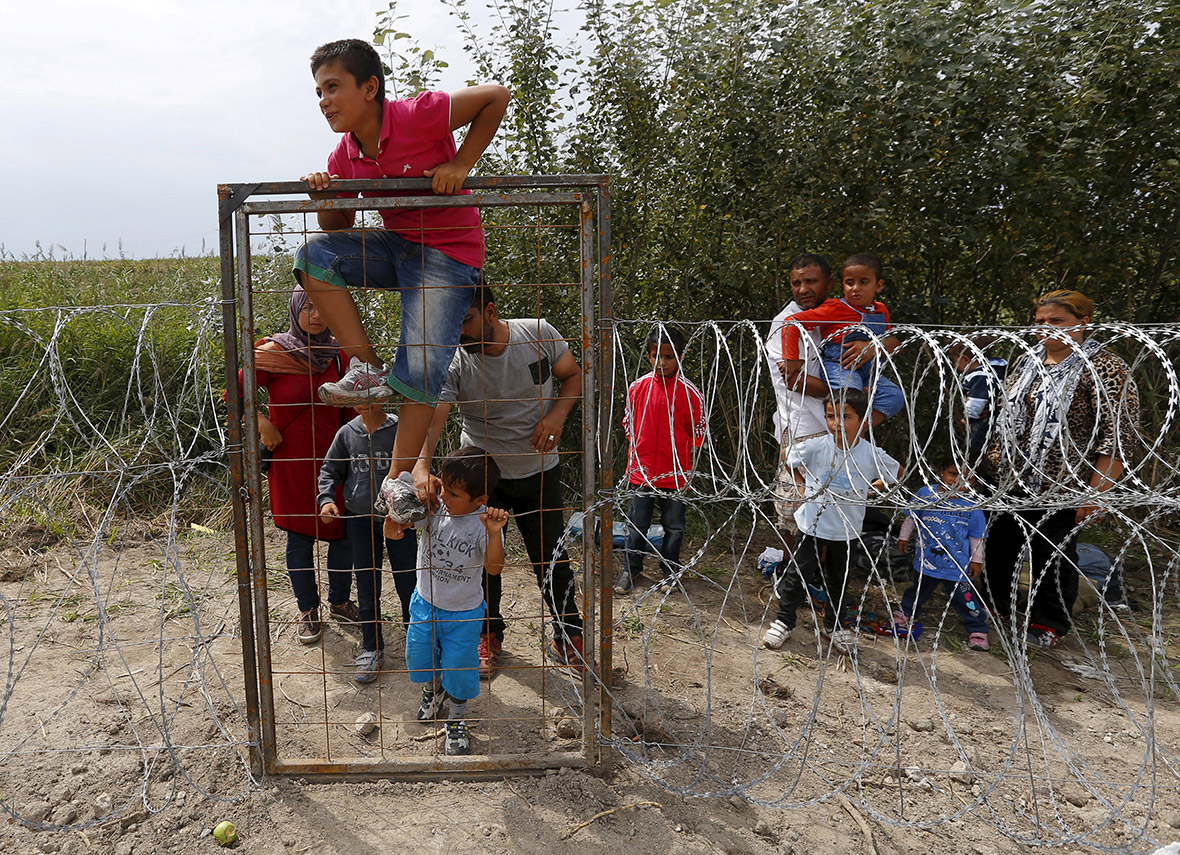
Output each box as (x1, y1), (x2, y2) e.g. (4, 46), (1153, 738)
(413, 286), (585, 675)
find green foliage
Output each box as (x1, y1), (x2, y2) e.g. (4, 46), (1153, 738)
(430, 0), (1179, 327)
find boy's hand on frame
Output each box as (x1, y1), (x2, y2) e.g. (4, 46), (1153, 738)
(302, 171), (340, 199)
(481, 507), (509, 534)
(423, 159), (470, 195)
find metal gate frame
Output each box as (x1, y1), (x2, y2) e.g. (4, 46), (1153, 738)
(218, 175), (614, 778)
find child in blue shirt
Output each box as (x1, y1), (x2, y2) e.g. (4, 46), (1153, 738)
(317, 402), (418, 683)
(892, 457), (989, 650)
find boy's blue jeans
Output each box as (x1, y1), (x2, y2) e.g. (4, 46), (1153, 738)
(820, 342), (905, 418)
(293, 230), (480, 404)
(345, 513), (419, 652)
(286, 530), (352, 614)
(899, 573), (988, 635)
(624, 489), (687, 578)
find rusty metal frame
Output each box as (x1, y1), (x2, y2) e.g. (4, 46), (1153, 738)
(218, 176), (613, 779)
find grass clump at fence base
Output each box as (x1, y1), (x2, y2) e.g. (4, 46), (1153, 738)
(0, 257), (236, 534)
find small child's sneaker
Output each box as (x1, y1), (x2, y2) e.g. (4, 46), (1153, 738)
(354, 649), (383, 683)
(444, 720), (471, 755)
(417, 686), (450, 721)
(318, 357), (396, 406)
(967, 632), (990, 651)
(828, 628), (855, 655)
(380, 471), (429, 526)
(892, 610), (910, 632)
(762, 620), (791, 649)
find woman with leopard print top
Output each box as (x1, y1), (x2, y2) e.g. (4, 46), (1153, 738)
(982, 290), (1139, 649)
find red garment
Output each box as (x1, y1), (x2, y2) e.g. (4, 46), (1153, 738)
(624, 371), (706, 489)
(782, 298), (892, 360)
(238, 356), (349, 540)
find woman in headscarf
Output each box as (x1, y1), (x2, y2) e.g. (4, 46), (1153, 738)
(246, 285), (358, 644)
(983, 290), (1138, 648)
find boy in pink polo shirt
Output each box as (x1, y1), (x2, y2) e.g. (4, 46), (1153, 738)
(614, 325), (707, 594)
(294, 38), (510, 493)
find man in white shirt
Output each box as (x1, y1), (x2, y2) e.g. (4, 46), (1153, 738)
(764, 254), (833, 549)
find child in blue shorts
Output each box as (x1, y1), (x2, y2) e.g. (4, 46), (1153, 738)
(387, 447), (508, 755)
(893, 457), (990, 651)
(293, 39), (510, 492)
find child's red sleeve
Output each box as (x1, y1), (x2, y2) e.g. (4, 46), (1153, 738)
(782, 323), (800, 361)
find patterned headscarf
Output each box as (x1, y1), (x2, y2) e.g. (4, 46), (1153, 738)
(264, 286), (338, 374)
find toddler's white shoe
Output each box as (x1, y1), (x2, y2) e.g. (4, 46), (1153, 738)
(762, 620), (791, 649)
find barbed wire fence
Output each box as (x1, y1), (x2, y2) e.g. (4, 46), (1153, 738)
(1, 281), (1178, 850)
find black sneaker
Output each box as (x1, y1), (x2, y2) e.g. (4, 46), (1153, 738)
(613, 570), (634, 594)
(416, 686), (450, 721)
(445, 720), (471, 755)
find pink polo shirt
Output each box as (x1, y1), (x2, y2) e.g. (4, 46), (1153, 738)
(327, 92), (485, 269)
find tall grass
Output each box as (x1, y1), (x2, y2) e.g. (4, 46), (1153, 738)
(0, 257), (235, 534)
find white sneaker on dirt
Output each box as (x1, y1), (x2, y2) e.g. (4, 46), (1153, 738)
(829, 628), (855, 655)
(762, 620), (791, 649)
(318, 357), (395, 406)
(354, 649), (383, 683)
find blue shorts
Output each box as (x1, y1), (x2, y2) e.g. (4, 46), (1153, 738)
(405, 590), (484, 703)
(293, 230), (479, 404)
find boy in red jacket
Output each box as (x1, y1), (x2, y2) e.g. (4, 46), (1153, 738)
(614, 325), (707, 593)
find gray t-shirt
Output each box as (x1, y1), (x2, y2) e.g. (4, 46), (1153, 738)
(439, 318), (570, 480)
(414, 505), (489, 612)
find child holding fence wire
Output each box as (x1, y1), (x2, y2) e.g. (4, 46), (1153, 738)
(614, 325), (707, 595)
(317, 401), (418, 683)
(385, 447), (508, 756)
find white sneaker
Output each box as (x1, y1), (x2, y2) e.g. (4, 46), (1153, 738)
(354, 649), (383, 683)
(317, 357), (395, 406)
(762, 620), (791, 649)
(829, 628), (855, 654)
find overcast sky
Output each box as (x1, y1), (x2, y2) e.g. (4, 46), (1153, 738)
(2, 0), (487, 260)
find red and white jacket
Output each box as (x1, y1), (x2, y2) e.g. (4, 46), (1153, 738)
(623, 371), (706, 489)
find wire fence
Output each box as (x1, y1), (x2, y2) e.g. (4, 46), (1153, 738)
(1, 266), (1178, 849)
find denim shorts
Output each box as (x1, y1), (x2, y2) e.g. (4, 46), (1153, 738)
(293, 230), (479, 404)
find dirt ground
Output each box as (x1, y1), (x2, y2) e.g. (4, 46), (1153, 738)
(1, 520), (1178, 855)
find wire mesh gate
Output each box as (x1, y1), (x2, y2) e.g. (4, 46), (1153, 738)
(218, 176), (613, 778)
